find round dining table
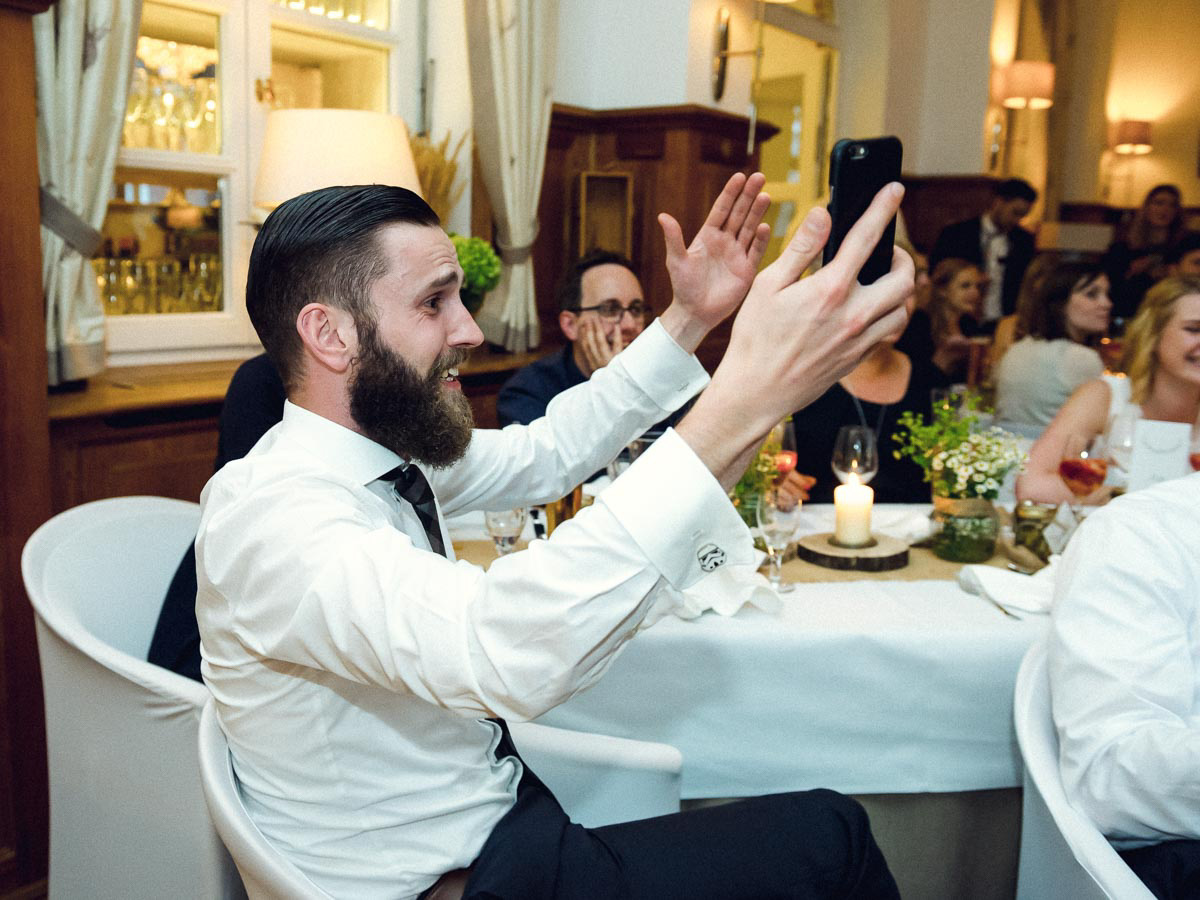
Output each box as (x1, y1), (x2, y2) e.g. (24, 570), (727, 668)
(450, 503), (1048, 900)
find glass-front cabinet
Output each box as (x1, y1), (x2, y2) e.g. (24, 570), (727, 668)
(100, 0), (412, 364)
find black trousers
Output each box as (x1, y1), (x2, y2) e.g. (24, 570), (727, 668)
(1120, 839), (1200, 900)
(460, 764), (900, 899)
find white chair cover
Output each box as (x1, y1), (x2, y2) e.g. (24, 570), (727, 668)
(22, 496), (243, 899)
(197, 702), (331, 900)
(1013, 638), (1154, 899)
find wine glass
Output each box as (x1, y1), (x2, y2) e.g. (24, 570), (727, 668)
(1103, 407), (1137, 495)
(1189, 423), (1200, 473)
(1058, 435), (1107, 512)
(756, 489), (799, 594)
(831, 426), (878, 485)
(484, 508), (527, 557)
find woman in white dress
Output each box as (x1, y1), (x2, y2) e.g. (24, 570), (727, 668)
(1017, 275), (1200, 505)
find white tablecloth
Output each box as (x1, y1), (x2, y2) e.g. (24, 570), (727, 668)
(450, 503), (1048, 800)
(538, 578), (1045, 798)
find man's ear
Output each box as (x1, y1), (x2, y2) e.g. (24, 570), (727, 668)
(559, 310), (580, 342)
(296, 303), (357, 374)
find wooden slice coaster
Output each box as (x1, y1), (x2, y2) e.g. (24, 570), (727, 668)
(794, 532), (909, 571)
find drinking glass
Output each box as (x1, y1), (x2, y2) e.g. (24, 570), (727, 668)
(831, 425), (878, 485)
(1058, 435), (1107, 511)
(756, 490), (798, 594)
(1104, 406), (1137, 476)
(484, 508), (527, 557)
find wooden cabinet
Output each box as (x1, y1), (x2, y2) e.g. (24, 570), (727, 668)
(46, 348), (542, 514)
(103, 0), (415, 366)
(535, 104), (777, 372)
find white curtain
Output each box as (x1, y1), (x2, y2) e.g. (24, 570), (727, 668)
(34, 0), (141, 384)
(465, 0), (556, 352)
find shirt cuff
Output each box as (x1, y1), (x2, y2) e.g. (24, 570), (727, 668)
(611, 319), (710, 413)
(599, 428), (755, 590)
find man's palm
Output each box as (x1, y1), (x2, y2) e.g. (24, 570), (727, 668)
(659, 172), (771, 330)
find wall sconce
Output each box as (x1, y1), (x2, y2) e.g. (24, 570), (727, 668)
(711, 2), (792, 154)
(254, 108), (422, 213)
(710, 1), (792, 102)
(996, 60), (1055, 110)
(1113, 119), (1152, 155)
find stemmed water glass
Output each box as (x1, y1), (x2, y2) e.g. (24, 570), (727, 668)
(483, 508), (527, 557)
(831, 426), (878, 485)
(756, 489), (799, 594)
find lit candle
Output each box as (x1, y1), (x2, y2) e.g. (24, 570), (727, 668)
(833, 475), (874, 547)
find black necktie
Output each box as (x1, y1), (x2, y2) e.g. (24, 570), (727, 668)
(379, 464), (522, 764)
(380, 464), (446, 557)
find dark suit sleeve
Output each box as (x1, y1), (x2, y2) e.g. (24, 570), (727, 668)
(929, 219), (984, 270)
(215, 354), (288, 469)
(496, 357), (570, 427)
(148, 354), (286, 682)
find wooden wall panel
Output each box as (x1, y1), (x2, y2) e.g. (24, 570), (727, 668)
(0, 1), (55, 894)
(534, 104), (776, 371)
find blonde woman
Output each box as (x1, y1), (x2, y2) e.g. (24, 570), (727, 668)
(896, 257), (985, 378)
(1017, 275), (1200, 505)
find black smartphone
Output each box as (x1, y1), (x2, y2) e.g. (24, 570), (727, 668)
(822, 136), (903, 285)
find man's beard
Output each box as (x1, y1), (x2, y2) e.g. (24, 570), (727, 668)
(348, 325), (474, 468)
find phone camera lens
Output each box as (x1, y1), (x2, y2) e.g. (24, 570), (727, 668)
(850, 144), (868, 159)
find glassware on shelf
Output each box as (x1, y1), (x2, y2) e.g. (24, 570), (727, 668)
(119, 259), (151, 314)
(154, 258), (183, 313)
(123, 33), (219, 154)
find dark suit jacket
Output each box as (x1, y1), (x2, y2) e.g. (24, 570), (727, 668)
(147, 354), (286, 681)
(929, 215), (1035, 318)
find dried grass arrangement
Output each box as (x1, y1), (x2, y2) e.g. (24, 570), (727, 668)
(410, 130), (468, 223)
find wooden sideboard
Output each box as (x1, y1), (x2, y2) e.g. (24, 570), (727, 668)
(47, 347), (547, 512)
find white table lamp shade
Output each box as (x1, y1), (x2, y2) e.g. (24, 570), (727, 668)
(254, 109), (423, 210)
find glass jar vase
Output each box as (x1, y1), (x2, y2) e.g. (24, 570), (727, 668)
(931, 496), (999, 563)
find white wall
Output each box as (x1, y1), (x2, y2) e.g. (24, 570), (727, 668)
(555, 0), (696, 109)
(882, 0), (994, 174)
(426, 0), (473, 235)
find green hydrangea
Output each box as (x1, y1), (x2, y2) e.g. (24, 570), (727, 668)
(450, 234), (501, 313)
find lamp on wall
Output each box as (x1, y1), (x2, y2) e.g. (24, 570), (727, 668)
(254, 108), (422, 212)
(997, 60), (1055, 110)
(1113, 119), (1152, 155)
(710, 1), (793, 153)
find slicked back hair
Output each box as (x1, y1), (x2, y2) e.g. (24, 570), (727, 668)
(246, 184), (440, 392)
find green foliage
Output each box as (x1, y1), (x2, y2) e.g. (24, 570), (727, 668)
(730, 428), (783, 527)
(893, 392), (1025, 500)
(450, 234), (501, 313)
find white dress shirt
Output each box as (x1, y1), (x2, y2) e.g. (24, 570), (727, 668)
(980, 214), (1008, 323)
(196, 320), (755, 899)
(1049, 471), (1200, 849)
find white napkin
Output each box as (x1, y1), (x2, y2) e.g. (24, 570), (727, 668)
(873, 509), (938, 544)
(673, 561), (783, 620)
(957, 555), (1060, 619)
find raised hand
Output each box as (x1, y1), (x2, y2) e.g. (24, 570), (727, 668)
(656, 172), (772, 352)
(677, 182), (914, 489)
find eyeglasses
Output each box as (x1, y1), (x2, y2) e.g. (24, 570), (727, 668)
(572, 299), (646, 322)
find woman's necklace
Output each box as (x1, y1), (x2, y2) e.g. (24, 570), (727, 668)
(851, 393), (888, 445)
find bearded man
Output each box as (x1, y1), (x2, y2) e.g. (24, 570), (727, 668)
(196, 175), (912, 899)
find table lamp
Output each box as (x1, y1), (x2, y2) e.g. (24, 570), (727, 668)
(254, 108), (423, 212)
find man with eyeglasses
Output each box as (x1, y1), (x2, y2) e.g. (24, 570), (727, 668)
(497, 250), (652, 427)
